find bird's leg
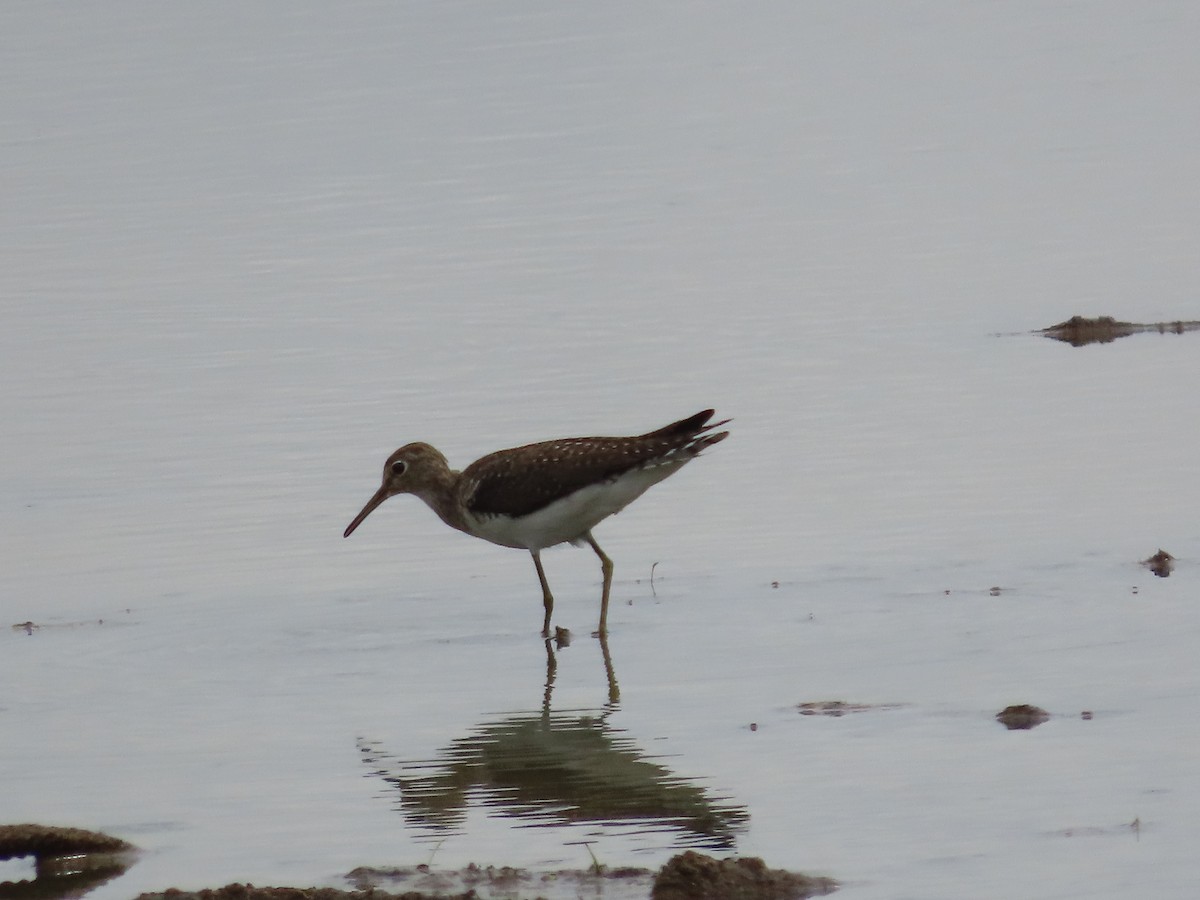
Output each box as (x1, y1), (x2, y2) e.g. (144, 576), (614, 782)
(531, 550), (554, 637)
(584, 532), (614, 637)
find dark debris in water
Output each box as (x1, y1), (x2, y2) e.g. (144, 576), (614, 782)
(1037, 315), (1200, 347)
(995, 704), (1050, 730)
(1049, 817), (1142, 840)
(9, 610), (134, 634)
(797, 701), (903, 717)
(1141, 549), (1175, 578)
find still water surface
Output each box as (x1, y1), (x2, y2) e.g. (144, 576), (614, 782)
(4, 3), (1200, 899)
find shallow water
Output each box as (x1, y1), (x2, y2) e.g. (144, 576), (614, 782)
(4, 3), (1200, 899)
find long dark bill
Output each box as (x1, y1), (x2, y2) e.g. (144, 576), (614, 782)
(344, 486), (389, 538)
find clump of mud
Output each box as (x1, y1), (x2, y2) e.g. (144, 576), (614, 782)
(0, 824), (136, 898)
(995, 704), (1050, 730)
(652, 851), (837, 899)
(1037, 315), (1200, 347)
(1142, 549), (1175, 578)
(0, 824), (131, 859)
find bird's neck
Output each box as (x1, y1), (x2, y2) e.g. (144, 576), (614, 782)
(414, 466), (470, 534)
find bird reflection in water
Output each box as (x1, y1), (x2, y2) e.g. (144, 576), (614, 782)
(357, 635), (747, 851)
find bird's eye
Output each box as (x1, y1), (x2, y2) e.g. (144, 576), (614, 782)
(390, 460), (408, 476)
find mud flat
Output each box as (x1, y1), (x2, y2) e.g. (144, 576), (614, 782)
(127, 853), (837, 900)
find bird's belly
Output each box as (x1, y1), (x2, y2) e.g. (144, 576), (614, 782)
(465, 466), (676, 551)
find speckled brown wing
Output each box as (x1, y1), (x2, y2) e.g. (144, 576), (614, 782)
(461, 409), (729, 519)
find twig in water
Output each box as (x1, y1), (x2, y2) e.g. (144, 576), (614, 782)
(424, 838), (446, 867)
(582, 841), (604, 875)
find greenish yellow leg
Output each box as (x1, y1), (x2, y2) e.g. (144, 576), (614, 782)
(531, 550), (554, 636)
(585, 532), (614, 637)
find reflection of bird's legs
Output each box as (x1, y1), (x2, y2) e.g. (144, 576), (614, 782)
(542, 637), (557, 718)
(599, 633), (620, 706)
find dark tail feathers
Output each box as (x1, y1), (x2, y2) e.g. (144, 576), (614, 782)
(649, 409), (731, 448)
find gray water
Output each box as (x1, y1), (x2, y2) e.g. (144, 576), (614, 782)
(4, 3), (1200, 898)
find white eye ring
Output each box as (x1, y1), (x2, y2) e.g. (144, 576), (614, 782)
(390, 460), (407, 476)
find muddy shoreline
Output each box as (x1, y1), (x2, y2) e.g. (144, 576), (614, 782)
(0, 826), (836, 900)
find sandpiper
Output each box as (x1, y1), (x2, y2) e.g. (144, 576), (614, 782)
(343, 409), (730, 636)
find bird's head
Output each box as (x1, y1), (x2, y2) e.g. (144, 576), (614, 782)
(343, 442), (450, 537)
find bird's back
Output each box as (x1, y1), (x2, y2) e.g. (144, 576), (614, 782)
(461, 409), (729, 520)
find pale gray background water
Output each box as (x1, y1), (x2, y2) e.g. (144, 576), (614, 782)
(4, 3), (1200, 898)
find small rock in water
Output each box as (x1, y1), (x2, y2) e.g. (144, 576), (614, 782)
(995, 704), (1050, 730)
